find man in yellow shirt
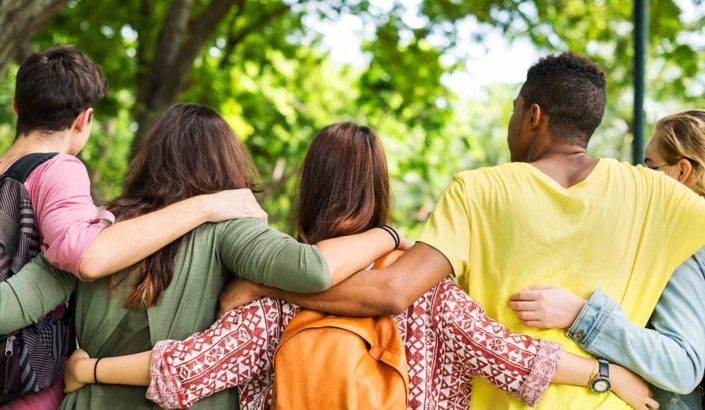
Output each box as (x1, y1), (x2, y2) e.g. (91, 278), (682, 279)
(244, 52), (705, 408)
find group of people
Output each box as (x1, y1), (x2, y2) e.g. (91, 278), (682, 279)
(1, 45), (705, 410)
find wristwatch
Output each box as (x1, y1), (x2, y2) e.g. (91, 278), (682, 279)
(589, 359), (611, 393)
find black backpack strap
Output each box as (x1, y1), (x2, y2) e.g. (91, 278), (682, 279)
(3, 153), (59, 183)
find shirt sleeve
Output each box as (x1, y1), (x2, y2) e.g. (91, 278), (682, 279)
(0, 254), (77, 334)
(27, 155), (115, 277)
(146, 298), (292, 409)
(217, 219), (331, 292)
(435, 279), (562, 406)
(567, 249), (705, 394)
(417, 176), (472, 277)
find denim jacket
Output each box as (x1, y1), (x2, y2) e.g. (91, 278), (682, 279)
(567, 248), (705, 410)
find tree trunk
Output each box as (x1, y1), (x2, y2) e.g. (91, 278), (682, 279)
(0, 0), (68, 77)
(129, 0), (244, 157)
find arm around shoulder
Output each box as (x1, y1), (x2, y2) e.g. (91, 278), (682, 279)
(260, 242), (452, 316)
(80, 189), (266, 280)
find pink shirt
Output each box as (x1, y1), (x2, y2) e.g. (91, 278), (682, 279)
(4, 153), (114, 410)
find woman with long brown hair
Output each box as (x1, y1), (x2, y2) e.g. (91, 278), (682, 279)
(0, 107), (411, 409)
(62, 122), (655, 409)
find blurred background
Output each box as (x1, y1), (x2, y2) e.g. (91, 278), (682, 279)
(1, 0), (704, 235)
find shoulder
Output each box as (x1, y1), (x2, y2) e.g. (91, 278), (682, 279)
(34, 153), (87, 176)
(453, 163), (524, 181)
(445, 163), (533, 203)
(26, 153), (89, 188)
(214, 218), (268, 233)
(212, 218), (271, 243)
(601, 158), (663, 183)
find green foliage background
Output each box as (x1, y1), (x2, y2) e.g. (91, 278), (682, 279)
(1, 0), (704, 236)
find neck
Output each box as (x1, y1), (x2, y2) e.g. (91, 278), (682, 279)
(523, 138), (599, 189)
(0, 130), (70, 171)
(525, 139), (590, 163)
(9, 130), (70, 154)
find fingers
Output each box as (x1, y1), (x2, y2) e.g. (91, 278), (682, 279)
(514, 310), (540, 321)
(521, 320), (546, 328)
(646, 397), (660, 409)
(507, 300), (535, 311)
(510, 289), (542, 301)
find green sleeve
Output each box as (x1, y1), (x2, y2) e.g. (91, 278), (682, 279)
(0, 254), (77, 334)
(217, 218), (331, 292)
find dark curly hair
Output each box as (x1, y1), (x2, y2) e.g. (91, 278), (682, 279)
(14, 45), (107, 137)
(521, 52), (606, 147)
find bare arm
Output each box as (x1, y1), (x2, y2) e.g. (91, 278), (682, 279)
(64, 349), (151, 392)
(80, 189), (266, 280)
(553, 352), (658, 410)
(221, 242), (451, 317)
(316, 227), (413, 286)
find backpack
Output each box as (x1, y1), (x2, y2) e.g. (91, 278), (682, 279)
(0, 153), (72, 405)
(271, 250), (409, 410)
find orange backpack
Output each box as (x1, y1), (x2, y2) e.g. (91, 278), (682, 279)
(271, 250), (409, 410)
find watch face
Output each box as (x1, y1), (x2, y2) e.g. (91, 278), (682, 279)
(591, 378), (611, 393)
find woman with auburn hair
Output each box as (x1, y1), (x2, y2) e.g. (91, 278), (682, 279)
(63, 122), (655, 410)
(0, 107), (413, 410)
(508, 109), (705, 409)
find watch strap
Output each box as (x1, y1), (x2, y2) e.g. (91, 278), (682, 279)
(598, 359), (609, 379)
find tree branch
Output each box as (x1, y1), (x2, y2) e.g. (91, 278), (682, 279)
(218, 3), (291, 68)
(143, 0), (192, 106)
(0, 0), (68, 77)
(150, 0), (241, 108)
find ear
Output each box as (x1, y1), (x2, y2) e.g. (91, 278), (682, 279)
(529, 103), (542, 129)
(73, 108), (93, 132)
(678, 158), (693, 184)
(12, 96), (17, 115)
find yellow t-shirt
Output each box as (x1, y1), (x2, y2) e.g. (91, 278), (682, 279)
(418, 158), (705, 410)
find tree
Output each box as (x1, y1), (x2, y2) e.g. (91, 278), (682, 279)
(0, 0), (68, 76)
(1, 0), (703, 234)
(130, 0), (300, 154)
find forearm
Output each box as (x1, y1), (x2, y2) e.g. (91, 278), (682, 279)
(552, 351), (594, 387)
(79, 196), (210, 280)
(570, 279), (705, 393)
(262, 271), (395, 316)
(579, 312), (699, 393)
(0, 255), (76, 333)
(317, 227), (397, 286)
(263, 243), (452, 316)
(77, 352), (152, 387)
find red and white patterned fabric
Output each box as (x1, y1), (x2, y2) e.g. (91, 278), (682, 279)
(147, 278), (562, 409)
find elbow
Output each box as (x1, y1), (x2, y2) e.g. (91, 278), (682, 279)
(378, 276), (414, 315)
(655, 356), (703, 394)
(665, 367), (702, 395)
(665, 379), (700, 396)
(307, 272), (331, 293)
(78, 257), (106, 282)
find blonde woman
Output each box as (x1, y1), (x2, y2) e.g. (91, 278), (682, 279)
(509, 109), (705, 410)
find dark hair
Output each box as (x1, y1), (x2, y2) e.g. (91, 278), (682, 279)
(14, 45), (107, 137)
(521, 51), (606, 147)
(108, 103), (259, 308)
(296, 122), (391, 244)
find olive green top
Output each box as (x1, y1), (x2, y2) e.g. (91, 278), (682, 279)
(0, 218), (330, 409)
